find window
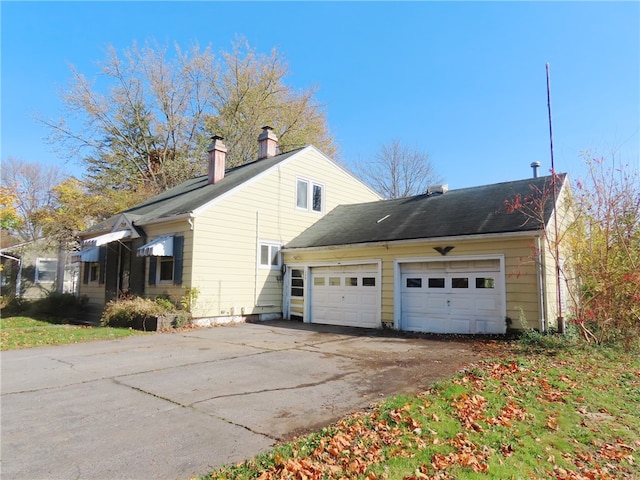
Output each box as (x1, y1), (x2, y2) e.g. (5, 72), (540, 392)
(158, 257), (174, 283)
(35, 258), (57, 284)
(313, 277), (325, 286)
(296, 178), (324, 213)
(406, 278), (422, 288)
(296, 180), (308, 209)
(312, 184), (323, 212)
(346, 277), (358, 286)
(428, 278), (445, 288)
(291, 269), (304, 297)
(329, 277), (341, 286)
(259, 242), (281, 269)
(362, 277), (376, 287)
(452, 277), (469, 288)
(89, 263), (100, 283)
(476, 277), (495, 289)
(147, 235), (184, 286)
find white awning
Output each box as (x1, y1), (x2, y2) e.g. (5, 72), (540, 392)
(137, 235), (174, 257)
(82, 230), (131, 247)
(72, 246), (100, 263)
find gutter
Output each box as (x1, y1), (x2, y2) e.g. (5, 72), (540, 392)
(283, 229), (544, 253)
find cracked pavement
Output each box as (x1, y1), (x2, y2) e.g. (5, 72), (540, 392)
(1, 320), (491, 479)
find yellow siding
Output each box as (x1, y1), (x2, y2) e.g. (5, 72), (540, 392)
(284, 235), (545, 331)
(78, 220), (194, 310)
(80, 267), (104, 305)
(141, 220), (194, 304)
(190, 148), (381, 319)
(538, 181), (576, 330)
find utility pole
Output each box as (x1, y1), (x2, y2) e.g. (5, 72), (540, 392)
(546, 63), (564, 334)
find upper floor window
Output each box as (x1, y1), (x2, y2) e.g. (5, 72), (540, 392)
(296, 178), (324, 213)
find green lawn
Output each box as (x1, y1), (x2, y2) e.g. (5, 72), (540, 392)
(199, 345), (640, 480)
(0, 316), (146, 350)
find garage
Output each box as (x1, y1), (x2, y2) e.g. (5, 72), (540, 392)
(399, 259), (505, 334)
(310, 264), (380, 328)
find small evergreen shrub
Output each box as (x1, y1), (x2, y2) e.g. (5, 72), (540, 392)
(31, 292), (88, 317)
(0, 295), (29, 316)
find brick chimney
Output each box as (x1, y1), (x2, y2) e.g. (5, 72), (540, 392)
(257, 126), (278, 160)
(207, 135), (227, 184)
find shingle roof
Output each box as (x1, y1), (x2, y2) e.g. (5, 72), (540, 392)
(82, 148), (305, 235)
(286, 174), (566, 249)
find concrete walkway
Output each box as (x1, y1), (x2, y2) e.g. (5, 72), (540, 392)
(1, 321), (489, 479)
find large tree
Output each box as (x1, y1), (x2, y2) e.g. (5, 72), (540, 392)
(38, 178), (154, 247)
(205, 40), (335, 166)
(0, 157), (66, 243)
(43, 38), (335, 195)
(355, 140), (442, 199)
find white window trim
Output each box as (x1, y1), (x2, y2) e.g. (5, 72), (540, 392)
(258, 241), (282, 270)
(157, 257), (175, 284)
(35, 257), (57, 284)
(295, 177), (325, 214)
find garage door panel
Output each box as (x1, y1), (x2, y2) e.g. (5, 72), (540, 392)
(404, 314), (447, 333)
(310, 265), (380, 329)
(476, 297), (499, 313)
(450, 317), (475, 333)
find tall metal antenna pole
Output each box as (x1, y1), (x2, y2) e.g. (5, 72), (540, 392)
(546, 63), (564, 333)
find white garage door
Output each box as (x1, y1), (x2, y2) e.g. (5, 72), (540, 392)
(311, 264), (380, 328)
(400, 260), (505, 334)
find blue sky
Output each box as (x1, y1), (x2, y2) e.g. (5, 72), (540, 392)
(2, 1), (638, 189)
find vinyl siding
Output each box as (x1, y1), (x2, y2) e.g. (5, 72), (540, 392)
(190, 148), (381, 319)
(140, 220), (194, 303)
(283, 235), (545, 331)
(538, 180), (575, 330)
(79, 220), (194, 309)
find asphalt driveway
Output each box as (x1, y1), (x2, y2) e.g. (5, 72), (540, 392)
(1, 320), (493, 479)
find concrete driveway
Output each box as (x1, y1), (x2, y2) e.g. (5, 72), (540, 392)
(1, 320), (492, 479)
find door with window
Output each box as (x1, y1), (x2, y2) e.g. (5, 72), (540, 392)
(400, 260), (504, 334)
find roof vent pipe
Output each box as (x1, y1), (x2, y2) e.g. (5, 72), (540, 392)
(427, 184), (449, 196)
(531, 161), (541, 178)
(257, 126), (278, 160)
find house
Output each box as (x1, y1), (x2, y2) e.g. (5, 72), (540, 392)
(1, 238), (79, 299)
(282, 173), (571, 334)
(77, 127), (382, 322)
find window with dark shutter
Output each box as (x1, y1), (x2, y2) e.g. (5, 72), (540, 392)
(173, 235), (184, 285)
(148, 257), (157, 286)
(98, 246), (107, 285)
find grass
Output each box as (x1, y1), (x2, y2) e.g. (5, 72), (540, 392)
(0, 316), (146, 350)
(198, 344), (640, 480)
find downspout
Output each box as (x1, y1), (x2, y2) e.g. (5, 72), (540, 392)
(254, 211), (259, 307)
(535, 235), (547, 333)
(2, 254), (22, 298)
(254, 210), (274, 308)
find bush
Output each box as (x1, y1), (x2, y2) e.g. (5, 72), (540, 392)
(0, 292), (87, 319)
(0, 295), (29, 316)
(101, 297), (168, 330)
(31, 292), (88, 317)
(101, 295), (193, 331)
(517, 326), (581, 353)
